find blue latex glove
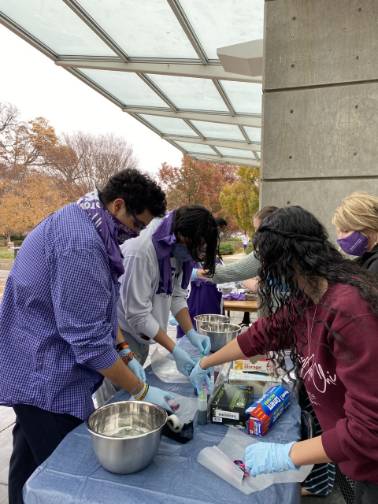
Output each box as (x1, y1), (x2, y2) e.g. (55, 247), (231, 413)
(133, 386), (176, 413)
(189, 359), (212, 393)
(172, 345), (196, 376)
(168, 315), (179, 326)
(144, 387), (176, 413)
(119, 348), (146, 382)
(245, 441), (298, 477)
(186, 328), (211, 355)
(191, 269), (198, 281)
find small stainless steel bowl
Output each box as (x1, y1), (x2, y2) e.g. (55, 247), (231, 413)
(87, 400), (167, 474)
(197, 322), (241, 352)
(194, 314), (230, 332)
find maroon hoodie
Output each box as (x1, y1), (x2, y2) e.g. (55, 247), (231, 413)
(237, 283), (378, 483)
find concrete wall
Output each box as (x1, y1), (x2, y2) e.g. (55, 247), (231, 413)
(261, 0), (378, 240)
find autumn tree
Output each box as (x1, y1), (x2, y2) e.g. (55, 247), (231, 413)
(0, 101), (139, 238)
(45, 132), (138, 194)
(0, 103), (25, 186)
(219, 166), (260, 236)
(158, 155), (237, 214)
(1, 113), (57, 175)
(0, 173), (70, 241)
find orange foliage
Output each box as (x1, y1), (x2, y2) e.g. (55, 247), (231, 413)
(0, 174), (71, 238)
(0, 102), (138, 238)
(158, 155), (237, 215)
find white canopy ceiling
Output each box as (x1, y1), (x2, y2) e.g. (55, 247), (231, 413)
(0, 0), (263, 166)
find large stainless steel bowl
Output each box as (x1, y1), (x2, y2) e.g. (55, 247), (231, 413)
(87, 400), (167, 474)
(197, 320), (241, 352)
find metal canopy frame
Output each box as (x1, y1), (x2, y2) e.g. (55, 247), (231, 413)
(0, 1), (263, 168)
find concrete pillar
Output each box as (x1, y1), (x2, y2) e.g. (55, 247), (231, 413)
(261, 0), (378, 239)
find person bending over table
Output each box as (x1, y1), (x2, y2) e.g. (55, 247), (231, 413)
(190, 206), (378, 504)
(197, 206), (335, 497)
(0, 169), (175, 504)
(176, 217), (228, 340)
(197, 204), (336, 498)
(117, 205), (218, 375)
(194, 206), (278, 326)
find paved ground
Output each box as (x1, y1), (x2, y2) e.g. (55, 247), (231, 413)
(0, 407), (14, 504)
(0, 263), (345, 503)
(0, 270), (9, 301)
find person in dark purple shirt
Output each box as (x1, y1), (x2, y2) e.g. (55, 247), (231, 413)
(191, 206), (378, 504)
(0, 169), (172, 504)
(176, 218), (228, 340)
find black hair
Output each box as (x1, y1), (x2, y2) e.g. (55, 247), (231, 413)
(98, 168), (166, 217)
(215, 217), (228, 228)
(253, 205), (378, 376)
(173, 205), (218, 275)
(254, 206), (279, 223)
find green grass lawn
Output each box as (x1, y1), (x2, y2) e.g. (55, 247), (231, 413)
(0, 247), (14, 259)
(0, 247), (14, 270)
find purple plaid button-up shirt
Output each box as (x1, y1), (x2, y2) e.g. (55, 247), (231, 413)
(0, 203), (119, 420)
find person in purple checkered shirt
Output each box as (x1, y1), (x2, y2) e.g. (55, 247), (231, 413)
(0, 169), (175, 504)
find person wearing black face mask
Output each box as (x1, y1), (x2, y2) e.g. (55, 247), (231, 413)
(333, 192), (378, 274)
(117, 205), (218, 378)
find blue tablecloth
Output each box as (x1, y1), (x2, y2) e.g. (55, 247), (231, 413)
(24, 371), (301, 504)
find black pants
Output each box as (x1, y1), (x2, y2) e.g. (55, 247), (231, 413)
(337, 468), (378, 504)
(8, 404), (82, 504)
(355, 481), (378, 504)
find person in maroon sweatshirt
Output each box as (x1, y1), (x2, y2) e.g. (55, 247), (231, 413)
(190, 206), (378, 504)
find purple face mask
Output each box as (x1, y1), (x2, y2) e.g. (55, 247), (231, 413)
(337, 231), (368, 256)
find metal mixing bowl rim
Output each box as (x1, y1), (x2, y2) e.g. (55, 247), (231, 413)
(87, 400), (168, 440)
(194, 314), (230, 321)
(200, 322), (241, 331)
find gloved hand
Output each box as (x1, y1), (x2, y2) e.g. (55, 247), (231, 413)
(191, 269), (198, 281)
(168, 314), (179, 326)
(172, 345), (196, 376)
(244, 441), (298, 477)
(186, 328), (211, 355)
(119, 348), (146, 382)
(189, 359), (212, 393)
(144, 387), (177, 413)
(133, 385), (176, 413)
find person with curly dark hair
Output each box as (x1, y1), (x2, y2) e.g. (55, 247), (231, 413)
(117, 205), (219, 374)
(191, 206), (378, 504)
(0, 168), (173, 504)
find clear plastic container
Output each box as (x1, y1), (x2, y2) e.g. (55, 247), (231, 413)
(197, 386), (208, 425)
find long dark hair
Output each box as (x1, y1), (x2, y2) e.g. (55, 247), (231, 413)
(173, 205), (218, 275)
(253, 205), (378, 374)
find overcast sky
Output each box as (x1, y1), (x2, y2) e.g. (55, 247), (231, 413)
(0, 25), (182, 175)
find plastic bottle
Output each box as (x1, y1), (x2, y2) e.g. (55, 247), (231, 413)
(197, 386), (208, 425)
